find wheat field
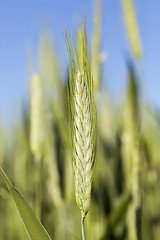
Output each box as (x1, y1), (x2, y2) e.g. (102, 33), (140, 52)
(0, 1), (160, 240)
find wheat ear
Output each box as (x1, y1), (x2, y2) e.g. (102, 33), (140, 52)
(30, 74), (45, 161)
(65, 23), (96, 238)
(72, 70), (95, 216)
(122, 0), (142, 59)
(30, 73), (45, 219)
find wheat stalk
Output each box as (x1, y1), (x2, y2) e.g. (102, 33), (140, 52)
(65, 23), (96, 239)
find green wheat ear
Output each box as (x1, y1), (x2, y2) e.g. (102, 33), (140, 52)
(30, 74), (46, 161)
(65, 22), (96, 236)
(122, 0), (142, 59)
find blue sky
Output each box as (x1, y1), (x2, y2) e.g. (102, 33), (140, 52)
(0, 0), (160, 125)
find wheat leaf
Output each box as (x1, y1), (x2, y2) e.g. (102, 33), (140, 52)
(0, 166), (53, 240)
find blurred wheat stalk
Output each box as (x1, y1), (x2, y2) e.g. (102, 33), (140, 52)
(122, 0), (142, 59)
(65, 22), (97, 240)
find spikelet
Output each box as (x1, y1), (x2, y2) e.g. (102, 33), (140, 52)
(30, 74), (45, 161)
(65, 24), (96, 218)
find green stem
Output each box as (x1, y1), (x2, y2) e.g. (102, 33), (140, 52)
(81, 212), (85, 240)
(35, 157), (42, 220)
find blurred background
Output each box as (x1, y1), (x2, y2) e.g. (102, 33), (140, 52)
(0, 0), (160, 239)
(0, 0), (160, 125)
